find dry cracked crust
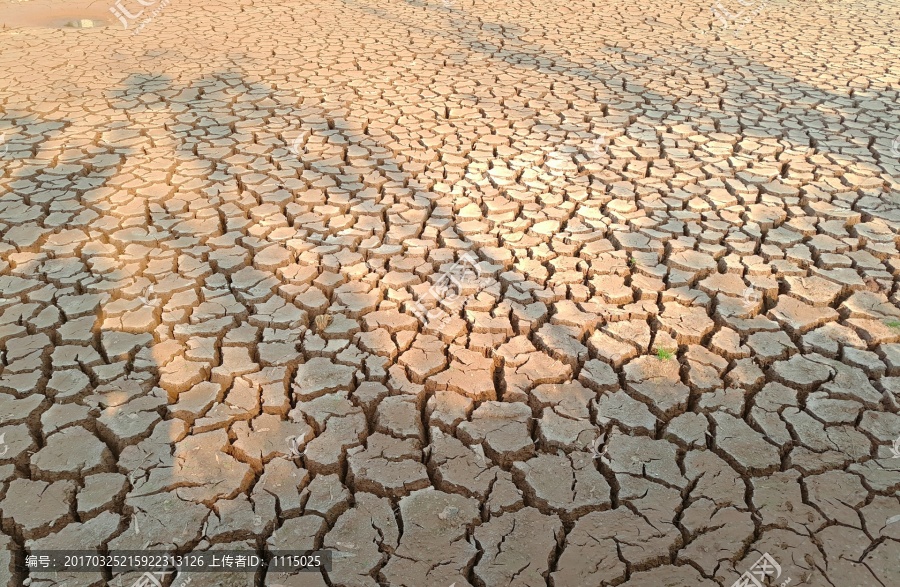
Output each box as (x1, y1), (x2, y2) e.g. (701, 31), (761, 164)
(0, 0), (899, 585)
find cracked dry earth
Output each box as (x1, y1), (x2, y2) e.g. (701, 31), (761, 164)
(1, 0), (900, 586)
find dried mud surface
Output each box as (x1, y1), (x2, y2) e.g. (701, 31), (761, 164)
(0, 0), (899, 585)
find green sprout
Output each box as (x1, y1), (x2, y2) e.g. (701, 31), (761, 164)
(656, 348), (674, 361)
(886, 319), (900, 330)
